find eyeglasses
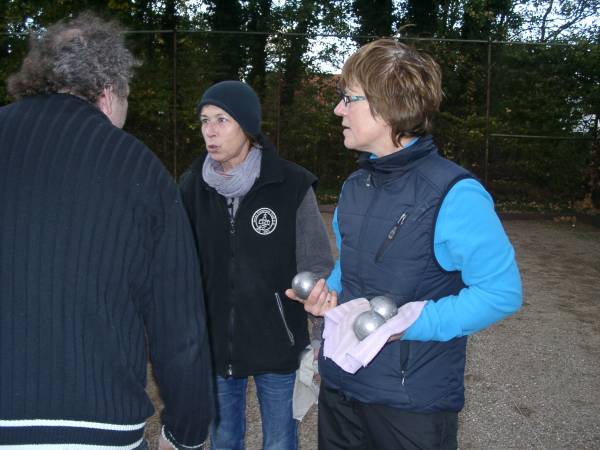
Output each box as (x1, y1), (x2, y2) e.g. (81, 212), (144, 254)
(336, 90), (367, 106)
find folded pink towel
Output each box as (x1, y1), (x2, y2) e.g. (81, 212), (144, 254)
(323, 298), (427, 374)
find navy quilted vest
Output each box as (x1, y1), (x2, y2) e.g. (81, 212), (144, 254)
(320, 136), (473, 412)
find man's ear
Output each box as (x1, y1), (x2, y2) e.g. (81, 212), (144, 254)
(96, 87), (113, 117)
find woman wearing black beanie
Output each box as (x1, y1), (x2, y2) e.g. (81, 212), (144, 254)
(180, 80), (333, 450)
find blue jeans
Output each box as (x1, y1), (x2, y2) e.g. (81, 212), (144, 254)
(210, 372), (298, 450)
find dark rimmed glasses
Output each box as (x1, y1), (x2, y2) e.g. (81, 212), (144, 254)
(336, 89), (367, 106)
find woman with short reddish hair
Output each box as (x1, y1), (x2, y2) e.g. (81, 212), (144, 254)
(288, 39), (522, 450)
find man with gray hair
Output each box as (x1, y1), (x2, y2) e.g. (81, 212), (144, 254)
(0, 12), (213, 450)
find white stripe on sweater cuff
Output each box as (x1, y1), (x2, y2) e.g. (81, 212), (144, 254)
(0, 437), (144, 449)
(0, 419), (145, 431)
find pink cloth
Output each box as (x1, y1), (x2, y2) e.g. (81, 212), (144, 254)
(323, 298), (427, 374)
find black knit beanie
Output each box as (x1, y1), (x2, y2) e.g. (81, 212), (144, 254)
(196, 80), (262, 138)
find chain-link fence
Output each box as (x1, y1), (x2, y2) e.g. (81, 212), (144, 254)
(1, 30), (598, 208)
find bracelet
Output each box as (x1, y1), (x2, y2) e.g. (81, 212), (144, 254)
(161, 425), (208, 449)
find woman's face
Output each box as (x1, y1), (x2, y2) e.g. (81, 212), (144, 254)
(200, 104), (251, 172)
(333, 83), (396, 157)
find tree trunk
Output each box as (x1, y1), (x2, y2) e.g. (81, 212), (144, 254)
(247, 0), (272, 99)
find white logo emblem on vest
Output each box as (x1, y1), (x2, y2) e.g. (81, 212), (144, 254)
(251, 208), (278, 235)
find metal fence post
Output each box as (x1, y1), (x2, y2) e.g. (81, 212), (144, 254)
(172, 29), (178, 179)
(484, 37), (492, 186)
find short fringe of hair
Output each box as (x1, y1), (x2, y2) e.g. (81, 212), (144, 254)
(339, 38), (442, 145)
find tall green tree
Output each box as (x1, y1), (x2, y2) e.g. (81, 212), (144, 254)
(516, 0), (600, 42)
(246, 0), (272, 99)
(405, 0), (437, 36)
(278, 0), (320, 107)
(207, 0), (245, 82)
(352, 0), (394, 44)
(461, 0), (516, 39)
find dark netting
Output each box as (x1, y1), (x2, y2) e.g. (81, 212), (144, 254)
(2, 30), (597, 209)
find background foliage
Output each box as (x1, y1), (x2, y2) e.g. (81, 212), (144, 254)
(1, 0), (598, 210)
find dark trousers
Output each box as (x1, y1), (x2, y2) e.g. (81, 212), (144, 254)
(318, 382), (458, 450)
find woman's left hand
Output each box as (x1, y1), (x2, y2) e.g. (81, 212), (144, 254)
(286, 278), (337, 317)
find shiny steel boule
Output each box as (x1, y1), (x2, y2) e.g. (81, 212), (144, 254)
(369, 296), (398, 321)
(291, 271), (318, 300)
(353, 310), (386, 341)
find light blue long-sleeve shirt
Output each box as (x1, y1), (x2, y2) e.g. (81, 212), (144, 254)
(326, 177), (522, 342)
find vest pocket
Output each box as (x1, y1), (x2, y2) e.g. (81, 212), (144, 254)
(375, 212), (408, 262)
(274, 292), (295, 346)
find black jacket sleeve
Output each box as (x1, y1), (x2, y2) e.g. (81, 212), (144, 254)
(142, 191), (214, 447)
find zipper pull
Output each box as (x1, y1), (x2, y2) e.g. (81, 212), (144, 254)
(228, 198), (236, 234)
(387, 213), (408, 240)
(365, 173), (372, 187)
(375, 211), (409, 262)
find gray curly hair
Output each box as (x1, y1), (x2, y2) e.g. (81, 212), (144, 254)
(7, 12), (140, 102)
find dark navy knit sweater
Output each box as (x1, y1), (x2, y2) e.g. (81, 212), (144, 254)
(0, 94), (213, 448)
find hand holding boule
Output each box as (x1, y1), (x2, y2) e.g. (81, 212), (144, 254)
(291, 271), (319, 300)
(286, 278), (337, 317)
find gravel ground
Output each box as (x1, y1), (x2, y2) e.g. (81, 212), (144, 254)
(144, 217), (600, 450)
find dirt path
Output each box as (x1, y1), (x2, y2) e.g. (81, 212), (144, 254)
(144, 218), (600, 449)
(459, 220), (600, 450)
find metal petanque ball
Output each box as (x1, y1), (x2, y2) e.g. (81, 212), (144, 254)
(353, 310), (386, 341)
(291, 271), (318, 300)
(369, 296), (398, 321)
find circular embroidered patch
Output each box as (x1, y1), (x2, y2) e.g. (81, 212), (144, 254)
(251, 207), (278, 235)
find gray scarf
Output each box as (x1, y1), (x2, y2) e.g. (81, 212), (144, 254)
(202, 146), (262, 198)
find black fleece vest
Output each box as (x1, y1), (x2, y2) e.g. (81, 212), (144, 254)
(180, 150), (316, 377)
(320, 136), (473, 412)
